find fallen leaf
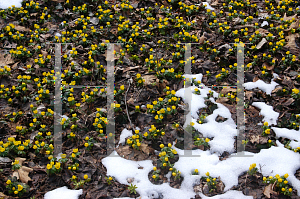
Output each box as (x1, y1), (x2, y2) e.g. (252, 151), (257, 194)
(245, 91), (254, 101)
(143, 75), (157, 86)
(12, 157), (33, 184)
(263, 184), (277, 198)
(256, 38), (267, 50)
(0, 192), (8, 199)
(282, 98), (295, 106)
(140, 143), (153, 155)
(256, 28), (270, 37)
(262, 62), (274, 70)
(283, 13), (297, 22)
(220, 87), (236, 95)
(250, 135), (260, 144)
(0, 53), (14, 66)
(14, 25), (30, 32)
(216, 97), (229, 104)
(199, 35), (206, 44)
(284, 33), (300, 55)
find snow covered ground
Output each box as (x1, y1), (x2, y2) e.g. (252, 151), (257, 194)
(101, 73), (300, 199)
(43, 71), (300, 199)
(1, 1), (299, 199)
(0, 0), (23, 9)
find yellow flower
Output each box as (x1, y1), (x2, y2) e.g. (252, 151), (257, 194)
(264, 121), (268, 126)
(160, 144), (164, 148)
(152, 175), (156, 179)
(84, 174), (88, 179)
(284, 173), (289, 178)
(292, 88), (299, 94)
(206, 172), (210, 176)
(207, 178), (210, 182)
(6, 180), (11, 185)
(47, 164), (52, 170)
(84, 143), (89, 147)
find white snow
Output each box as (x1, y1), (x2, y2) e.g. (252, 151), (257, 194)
(244, 80), (279, 95)
(199, 190), (254, 199)
(272, 127), (300, 149)
(102, 145), (300, 199)
(252, 102), (279, 125)
(101, 73), (300, 199)
(0, 0), (23, 9)
(44, 186), (83, 199)
(261, 21), (269, 27)
(118, 128), (133, 145)
(196, 2), (215, 10)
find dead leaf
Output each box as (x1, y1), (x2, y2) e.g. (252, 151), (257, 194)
(41, 50), (48, 59)
(127, 98), (134, 105)
(283, 13), (297, 22)
(253, 76), (259, 82)
(250, 135), (260, 144)
(260, 136), (268, 144)
(262, 62), (274, 70)
(256, 38), (267, 50)
(220, 87), (236, 95)
(256, 28), (270, 37)
(12, 157), (33, 184)
(245, 91), (254, 101)
(0, 192), (8, 199)
(216, 181), (225, 192)
(284, 33), (300, 55)
(199, 35), (206, 44)
(263, 184), (277, 198)
(122, 66), (140, 73)
(0, 54), (14, 66)
(143, 75), (157, 86)
(281, 76), (293, 90)
(271, 86), (282, 94)
(14, 25), (30, 32)
(140, 143), (154, 155)
(282, 98), (295, 106)
(216, 97), (229, 104)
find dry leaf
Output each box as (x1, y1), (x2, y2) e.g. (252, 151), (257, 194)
(260, 136), (268, 144)
(14, 25), (30, 32)
(256, 28), (270, 37)
(256, 38), (267, 50)
(262, 62), (274, 70)
(284, 33), (300, 55)
(127, 98), (134, 105)
(263, 184), (277, 198)
(143, 75), (157, 86)
(245, 91), (254, 100)
(140, 143), (153, 155)
(282, 98), (295, 106)
(216, 97), (229, 104)
(12, 157), (33, 184)
(0, 54), (14, 66)
(199, 35), (206, 44)
(220, 87), (237, 95)
(283, 13), (297, 22)
(0, 192), (8, 199)
(250, 135), (260, 144)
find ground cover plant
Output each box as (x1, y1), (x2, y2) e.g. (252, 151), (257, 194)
(0, 0), (300, 198)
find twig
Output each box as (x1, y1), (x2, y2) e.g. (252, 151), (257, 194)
(125, 78), (133, 129)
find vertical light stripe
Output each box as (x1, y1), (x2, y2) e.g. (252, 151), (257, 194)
(106, 43), (116, 156)
(183, 43), (194, 157)
(54, 43), (62, 157)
